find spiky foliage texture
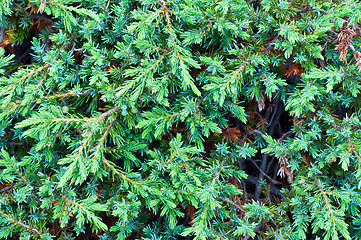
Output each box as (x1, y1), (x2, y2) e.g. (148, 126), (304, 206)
(1, 0), (361, 239)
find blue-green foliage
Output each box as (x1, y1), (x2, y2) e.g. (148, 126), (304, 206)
(1, 0), (361, 239)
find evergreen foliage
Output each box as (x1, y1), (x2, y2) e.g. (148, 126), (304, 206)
(1, 0), (361, 239)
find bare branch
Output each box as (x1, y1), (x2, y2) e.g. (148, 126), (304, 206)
(99, 106), (119, 120)
(0, 184), (15, 193)
(13, 220), (42, 235)
(29, 14), (54, 24)
(247, 157), (281, 185)
(0, 210), (42, 236)
(0, 27), (5, 43)
(217, 197), (245, 212)
(247, 129), (266, 140)
(43, 91), (91, 99)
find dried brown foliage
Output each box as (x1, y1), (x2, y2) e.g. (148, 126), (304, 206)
(285, 63), (303, 78)
(334, 23), (356, 62)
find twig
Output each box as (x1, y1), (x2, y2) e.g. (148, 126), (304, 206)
(160, 0), (172, 33)
(102, 157), (121, 176)
(11, 91), (91, 108)
(265, 97), (280, 129)
(50, 106), (119, 124)
(255, 154), (268, 199)
(15, 49), (32, 63)
(29, 14), (54, 24)
(278, 130), (293, 142)
(240, 178), (248, 201)
(217, 197), (246, 212)
(43, 91), (91, 99)
(349, 44), (356, 52)
(99, 106), (119, 120)
(0, 27), (5, 43)
(313, 175), (333, 217)
(6, 142), (23, 146)
(296, 6), (311, 14)
(267, 98), (283, 137)
(246, 175), (283, 197)
(265, 156), (276, 175)
(93, 115), (118, 160)
(0, 184), (15, 193)
(246, 129), (266, 140)
(19, 64), (50, 82)
(0, 210), (42, 236)
(13, 220), (42, 235)
(247, 157), (281, 185)
(69, 43), (83, 53)
(262, 35), (280, 54)
(102, 158), (141, 186)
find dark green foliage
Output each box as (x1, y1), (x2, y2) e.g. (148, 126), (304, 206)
(1, 0), (361, 239)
